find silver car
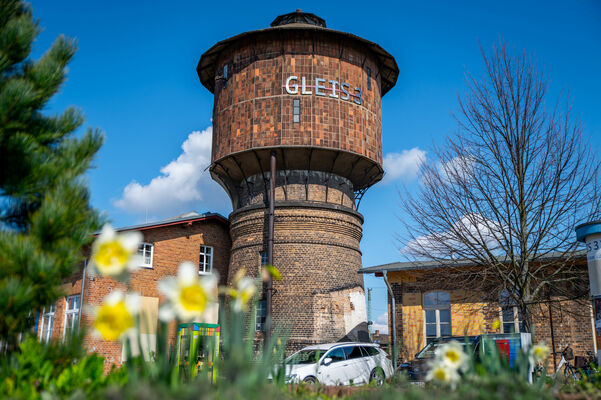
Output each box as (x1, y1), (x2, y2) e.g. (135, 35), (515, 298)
(283, 342), (393, 386)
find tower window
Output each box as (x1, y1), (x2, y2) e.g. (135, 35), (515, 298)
(260, 251), (269, 266)
(223, 64), (228, 88)
(367, 67), (372, 90)
(293, 98), (300, 123)
(256, 299), (267, 331)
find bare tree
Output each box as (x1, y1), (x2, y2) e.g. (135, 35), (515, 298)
(400, 42), (601, 332)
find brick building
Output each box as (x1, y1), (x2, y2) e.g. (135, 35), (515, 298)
(35, 211), (231, 371)
(362, 254), (596, 372)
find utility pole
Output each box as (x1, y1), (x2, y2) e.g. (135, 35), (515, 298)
(367, 288), (373, 335)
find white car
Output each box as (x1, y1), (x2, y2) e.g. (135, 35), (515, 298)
(283, 342), (393, 386)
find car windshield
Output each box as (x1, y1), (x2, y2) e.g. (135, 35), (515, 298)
(415, 340), (473, 359)
(286, 349), (327, 365)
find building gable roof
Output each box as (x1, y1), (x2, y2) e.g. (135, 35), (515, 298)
(360, 249), (587, 274)
(111, 211), (228, 233)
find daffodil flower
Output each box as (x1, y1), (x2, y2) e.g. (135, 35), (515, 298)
(93, 290), (140, 341)
(226, 268), (257, 312)
(491, 319), (501, 331)
(532, 343), (550, 363)
(426, 363), (460, 386)
(158, 262), (217, 322)
(261, 264), (282, 282)
(90, 225), (142, 279)
(434, 340), (469, 371)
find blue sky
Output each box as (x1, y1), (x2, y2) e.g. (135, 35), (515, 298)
(30, 0), (601, 333)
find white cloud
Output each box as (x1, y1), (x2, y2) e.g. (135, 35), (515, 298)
(113, 126), (230, 219)
(439, 155), (475, 184)
(371, 312), (389, 334)
(382, 148), (426, 184)
(404, 213), (505, 258)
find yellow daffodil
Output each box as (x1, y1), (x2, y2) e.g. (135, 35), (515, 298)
(434, 340), (468, 371)
(492, 319), (501, 331)
(90, 225), (142, 278)
(532, 343), (550, 363)
(93, 291), (140, 341)
(261, 264), (282, 282)
(158, 262), (217, 322)
(227, 268), (257, 312)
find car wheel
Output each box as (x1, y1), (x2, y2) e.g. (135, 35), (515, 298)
(369, 368), (385, 386)
(303, 376), (317, 384)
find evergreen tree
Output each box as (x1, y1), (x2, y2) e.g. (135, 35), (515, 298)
(0, 0), (103, 349)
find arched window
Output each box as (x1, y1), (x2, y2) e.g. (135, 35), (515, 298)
(423, 291), (451, 344)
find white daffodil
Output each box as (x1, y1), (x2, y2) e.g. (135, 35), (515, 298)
(158, 262), (218, 322)
(532, 343), (550, 363)
(93, 290), (140, 341)
(425, 362), (460, 386)
(434, 341), (469, 371)
(227, 268), (257, 312)
(89, 224), (142, 279)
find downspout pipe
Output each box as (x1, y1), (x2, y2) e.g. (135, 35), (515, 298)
(383, 271), (397, 371)
(264, 151), (276, 348)
(79, 259), (87, 327)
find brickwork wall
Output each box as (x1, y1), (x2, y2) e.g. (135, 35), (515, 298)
(531, 300), (595, 372)
(36, 217), (231, 373)
(386, 276), (595, 372)
(211, 30), (383, 164)
(228, 203), (365, 346)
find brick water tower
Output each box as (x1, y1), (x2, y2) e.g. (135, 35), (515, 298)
(197, 10), (398, 349)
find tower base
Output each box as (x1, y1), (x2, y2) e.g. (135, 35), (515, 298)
(228, 202), (368, 348)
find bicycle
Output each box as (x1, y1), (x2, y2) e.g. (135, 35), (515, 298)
(553, 346), (581, 380)
(574, 351), (598, 378)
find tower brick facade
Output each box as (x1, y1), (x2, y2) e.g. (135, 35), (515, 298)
(198, 10), (399, 346)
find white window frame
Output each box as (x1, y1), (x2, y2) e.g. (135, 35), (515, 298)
(423, 291), (452, 344)
(500, 305), (522, 333)
(499, 290), (522, 333)
(39, 304), (55, 343)
(199, 245), (213, 275)
(138, 242), (154, 268)
(255, 298), (266, 332)
(63, 295), (81, 339)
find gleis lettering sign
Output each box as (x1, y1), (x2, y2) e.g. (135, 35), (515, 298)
(284, 76), (362, 105)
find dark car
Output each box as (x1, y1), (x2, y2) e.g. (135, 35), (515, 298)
(397, 336), (478, 381)
(397, 333), (530, 381)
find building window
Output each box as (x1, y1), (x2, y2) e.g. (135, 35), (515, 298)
(500, 290), (523, 333)
(199, 245), (213, 274)
(39, 304), (55, 343)
(256, 299), (266, 331)
(260, 251), (269, 266)
(223, 64), (228, 88)
(293, 98), (300, 123)
(64, 295), (80, 338)
(423, 291), (451, 344)
(138, 242), (153, 268)
(367, 67), (372, 90)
